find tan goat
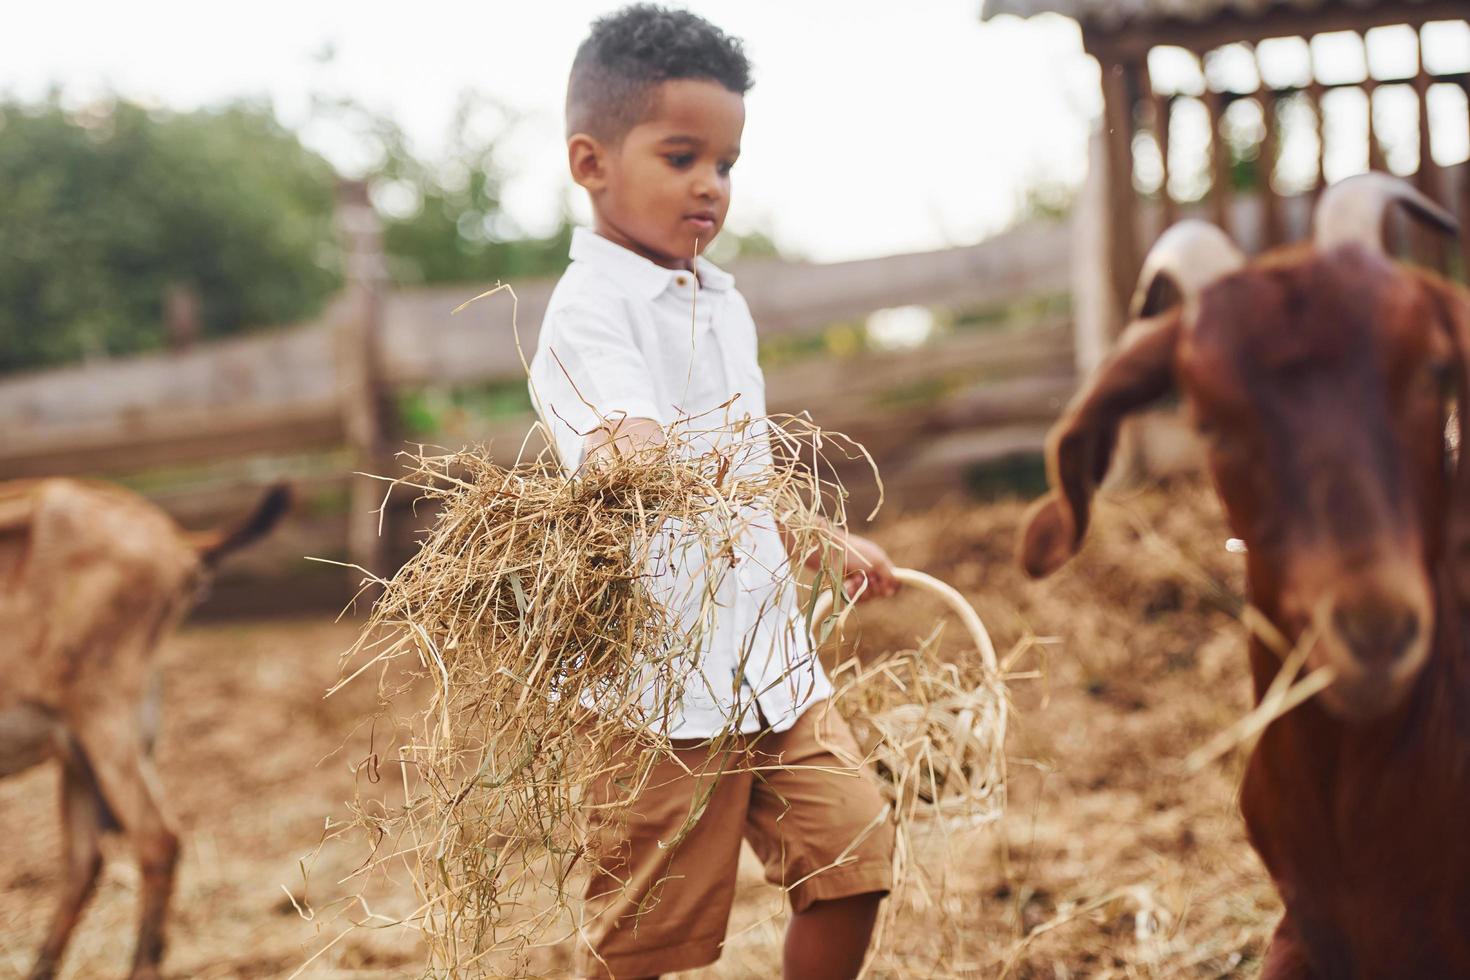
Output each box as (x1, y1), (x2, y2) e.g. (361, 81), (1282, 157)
(0, 478), (290, 980)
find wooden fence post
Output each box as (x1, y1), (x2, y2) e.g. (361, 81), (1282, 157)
(335, 178), (392, 599)
(1099, 58), (1144, 327)
(1072, 128), (1115, 379)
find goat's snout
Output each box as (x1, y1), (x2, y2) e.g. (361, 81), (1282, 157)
(1330, 595), (1424, 669)
(1313, 578), (1433, 720)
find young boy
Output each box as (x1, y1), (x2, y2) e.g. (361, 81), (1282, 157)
(529, 7), (901, 977)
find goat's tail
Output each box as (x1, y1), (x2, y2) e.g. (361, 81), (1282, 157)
(191, 482), (292, 567)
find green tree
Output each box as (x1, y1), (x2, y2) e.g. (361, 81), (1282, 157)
(317, 93), (574, 286)
(0, 96), (341, 373)
(326, 91), (784, 286)
(0, 91), (791, 376)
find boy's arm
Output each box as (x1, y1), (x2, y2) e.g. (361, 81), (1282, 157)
(532, 302), (665, 469)
(779, 517), (900, 602)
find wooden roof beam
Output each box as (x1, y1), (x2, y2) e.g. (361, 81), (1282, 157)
(1081, 1), (1468, 61)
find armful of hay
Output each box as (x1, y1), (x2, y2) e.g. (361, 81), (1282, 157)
(323, 414), (874, 962)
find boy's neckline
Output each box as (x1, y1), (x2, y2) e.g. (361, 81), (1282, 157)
(572, 227), (734, 294)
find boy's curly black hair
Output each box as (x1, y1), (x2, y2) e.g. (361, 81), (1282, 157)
(567, 4), (752, 141)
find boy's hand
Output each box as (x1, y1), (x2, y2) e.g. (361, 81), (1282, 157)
(839, 533), (900, 602)
(583, 415), (664, 462)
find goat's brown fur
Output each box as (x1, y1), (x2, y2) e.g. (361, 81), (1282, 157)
(1020, 240), (1470, 977)
(0, 479), (288, 980)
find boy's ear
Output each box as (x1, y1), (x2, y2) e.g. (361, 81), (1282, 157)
(568, 133), (608, 192)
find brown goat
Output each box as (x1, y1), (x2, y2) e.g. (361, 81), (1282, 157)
(1019, 173), (1470, 977)
(0, 478), (290, 980)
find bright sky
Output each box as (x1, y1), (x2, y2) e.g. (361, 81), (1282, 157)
(4, 1), (1097, 262)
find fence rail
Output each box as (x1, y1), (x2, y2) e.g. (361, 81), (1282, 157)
(0, 203), (1074, 607)
(0, 219), (1071, 483)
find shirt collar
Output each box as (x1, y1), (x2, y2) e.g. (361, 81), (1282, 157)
(570, 227), (735, 298)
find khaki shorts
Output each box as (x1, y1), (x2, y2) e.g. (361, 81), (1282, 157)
(575, 701), (895, 978)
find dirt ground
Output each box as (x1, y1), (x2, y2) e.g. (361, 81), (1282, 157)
(0, 479), (1281, 978)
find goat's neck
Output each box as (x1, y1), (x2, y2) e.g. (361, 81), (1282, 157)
(1239, 584), (1470, 976)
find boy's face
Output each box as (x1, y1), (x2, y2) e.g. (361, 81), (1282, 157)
(570, 78), (744, 270)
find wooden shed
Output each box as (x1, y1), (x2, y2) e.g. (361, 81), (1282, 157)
(982, 0), (1470, 368)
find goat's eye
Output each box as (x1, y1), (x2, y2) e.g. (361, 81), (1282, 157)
(1413, 360), (1455, 401)
(1430, 361), (1454, 393)
(1195, 418), (1230, 450)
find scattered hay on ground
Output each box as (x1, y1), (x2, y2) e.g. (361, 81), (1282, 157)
(0, 479), (1287, 978)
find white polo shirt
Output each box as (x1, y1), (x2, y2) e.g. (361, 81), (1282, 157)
(528, 228), (832, 738)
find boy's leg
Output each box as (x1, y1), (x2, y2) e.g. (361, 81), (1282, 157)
(743, 702), (895, 980)
(784, 893), (884, 980)
(577, 734), (755, 979)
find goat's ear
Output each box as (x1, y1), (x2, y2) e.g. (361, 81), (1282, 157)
(1019, 310), (1182, 578)
(1425, 276), (1470, 601)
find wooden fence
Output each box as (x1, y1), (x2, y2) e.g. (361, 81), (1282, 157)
(1070, 6), (1470, 351)
(0, 202), (1074, 610)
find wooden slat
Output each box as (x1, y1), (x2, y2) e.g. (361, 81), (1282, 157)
(745, 221), (1072, 336)
(379, 221), (1074, 388)
(1412, 56), (1449, 271)
(764, 321), (1074, 419)
(1259, 90), (1285, 246)
(1101, 59), (1144, 329)
(0, 405), (343, 480)
(335, 180), (392, 585)
(428, 323), (1075, 469)
(1247, 41), (1285, 247)
(0, 317), (338, 432)
(929, 372), (1076, 431)
(1304, 36), (1328, 198)
(1460, 78), (1470, 264)
(1201, 70), (1470, 100)
(1412, 29), (1443, 204)
(1138, 54), (1174, 236)
(881, 424), (1053, 502)
(0, 314), (346, 478)
(1154, 91), (1177, 233)
(380, 279), (557, 388)
(0, 228), (1073, 478)
(1366, 81), (1388, 173)
(1205, 83), (1233, 235)
(1362, 29), (1390, 175)
(1309, 82), (1328, 197)
(1082, 4), (1468, 60)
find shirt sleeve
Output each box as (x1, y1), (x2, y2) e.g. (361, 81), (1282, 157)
(529, 302), (664, 469)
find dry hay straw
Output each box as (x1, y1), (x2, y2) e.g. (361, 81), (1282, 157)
(821, 569), (1007, 821)
(816, 569), (1025, 976)
(315, 405), (1014, 977)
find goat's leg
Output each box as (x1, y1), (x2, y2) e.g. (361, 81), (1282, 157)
(27, 753), (105, 980)
(69, 711), (179, 980)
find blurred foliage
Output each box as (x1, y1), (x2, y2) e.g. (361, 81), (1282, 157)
(1017, 179), (1077, 223)
(0, 96), (340, 373)
(316, 94), (575, 286)
(964, 451), (1048, 501)
(0, 90), (792, 376)
(324, 91), (785, 286)
(705, 226), (783, 266)
(397, 379), (535, 437)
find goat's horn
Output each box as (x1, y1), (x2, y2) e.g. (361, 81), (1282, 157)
(1315, 172), (1460, 253)
(1130, 220), (1246, 320)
